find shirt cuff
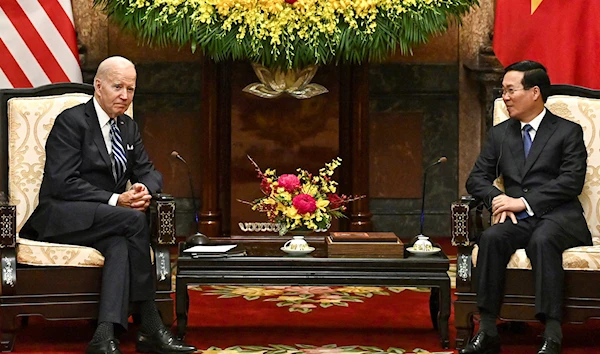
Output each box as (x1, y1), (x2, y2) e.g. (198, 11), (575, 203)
(108, 193), (119, 206)
(520, 197), (534, 216)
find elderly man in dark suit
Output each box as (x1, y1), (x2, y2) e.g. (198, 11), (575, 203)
(462, 61), (592, 354)
(21, 56), (195, 354)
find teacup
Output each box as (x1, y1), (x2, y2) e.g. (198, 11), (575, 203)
(283, 236), (310, 251)
(413, 235), (433, 252)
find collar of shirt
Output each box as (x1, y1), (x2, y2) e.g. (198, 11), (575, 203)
(520, 108), (546, 138)
(93, 97), (114, 154)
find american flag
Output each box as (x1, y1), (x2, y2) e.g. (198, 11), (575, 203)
(0, 0), (82, 89)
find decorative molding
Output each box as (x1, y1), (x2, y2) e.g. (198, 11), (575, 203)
(0, 205), (16, 248)
(457, 253), (471, 282)
(238, 222), (329, 233)
(2, 257), (15, 287)
(156, 201), (176, 245)
(156, 251), (169, 282)
(451, 202), (470, 246)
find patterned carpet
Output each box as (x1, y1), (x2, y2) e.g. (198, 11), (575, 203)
(192, 285), (434, 314)
(201, 344), (453, 354)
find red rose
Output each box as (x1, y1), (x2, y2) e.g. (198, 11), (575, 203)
(285, 0), (297, 4)
(278, 174), (301, 192)
(293, 194), (317, 214)
(327, 193), (344, 209)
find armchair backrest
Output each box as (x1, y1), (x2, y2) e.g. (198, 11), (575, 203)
(0, 83), (133, 231)
(493, 85), (600, 238)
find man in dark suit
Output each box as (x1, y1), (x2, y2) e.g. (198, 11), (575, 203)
(21, 56), (195, 354)
(462, 61), (592, 354)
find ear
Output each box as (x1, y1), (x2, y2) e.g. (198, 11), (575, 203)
(531, 86), (542, 101)
(94, 78), (101, 91)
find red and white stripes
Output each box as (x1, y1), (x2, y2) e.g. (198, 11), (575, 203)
(0, 0), (82, 89)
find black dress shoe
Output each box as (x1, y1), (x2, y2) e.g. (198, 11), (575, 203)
(136, 327), (196, 354)
(85, 338), (122, 354)
(537, 337), (561, 354)
(459, 331), (501, 354)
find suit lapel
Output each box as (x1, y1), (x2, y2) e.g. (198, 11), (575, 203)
(523, 112), (558, 176)
(85, 101), (112, 168)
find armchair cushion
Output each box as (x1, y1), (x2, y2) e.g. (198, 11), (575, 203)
(16, 236), (105, 267)
(472, 236), (600, 271)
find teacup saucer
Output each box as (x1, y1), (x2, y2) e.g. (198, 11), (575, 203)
(406, 246), (441, 256)
(280, 246), (315, 256)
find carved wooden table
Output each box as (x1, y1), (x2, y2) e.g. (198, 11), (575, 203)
(175, 240), (451, 348)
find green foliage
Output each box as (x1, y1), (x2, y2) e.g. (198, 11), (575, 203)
(94, 0), (478, 69)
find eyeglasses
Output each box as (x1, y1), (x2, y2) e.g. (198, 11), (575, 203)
(501, 87), (530, 96)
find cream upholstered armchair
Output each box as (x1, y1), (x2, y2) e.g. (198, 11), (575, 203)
(0, 83), (176, 351)
(451, 84), (600, 349)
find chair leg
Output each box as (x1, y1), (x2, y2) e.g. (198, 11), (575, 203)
(454, 302), (476, 349)
(1, 313), (19, 352)
(0, 332), (16, 353)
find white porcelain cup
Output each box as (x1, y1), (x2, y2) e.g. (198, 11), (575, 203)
(413, 235), (433, 251)
(283, 236), (309, 251)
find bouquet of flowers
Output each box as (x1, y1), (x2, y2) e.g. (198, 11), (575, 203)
(240, 156), (364, 236)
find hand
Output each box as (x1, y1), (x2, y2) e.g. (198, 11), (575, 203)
(491, 194), (526, 224)
(492, 210), (517, 225)
(117, 183), (151, 211)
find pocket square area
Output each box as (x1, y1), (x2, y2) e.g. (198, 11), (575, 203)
(127, 144), (134, 150)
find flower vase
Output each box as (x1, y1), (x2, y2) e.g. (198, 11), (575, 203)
(242, 63), (329, 99)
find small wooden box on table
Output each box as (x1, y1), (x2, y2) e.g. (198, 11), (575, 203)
(326, 232), (404, 258)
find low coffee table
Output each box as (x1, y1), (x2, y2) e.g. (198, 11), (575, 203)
(175, 240), (451, 348)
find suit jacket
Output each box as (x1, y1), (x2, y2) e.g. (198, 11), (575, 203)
(466, 110), (592, 245)
(23, 99), (162, 240)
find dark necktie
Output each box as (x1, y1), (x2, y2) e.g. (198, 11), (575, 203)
(516, 124), (534, 220)
(110, 119), (127, 180)
(523, 124), (533, 158)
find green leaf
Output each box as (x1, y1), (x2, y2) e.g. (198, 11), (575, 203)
(95, 0), (479, 70)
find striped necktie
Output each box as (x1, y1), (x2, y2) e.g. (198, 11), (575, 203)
(110, 119), (127, 180)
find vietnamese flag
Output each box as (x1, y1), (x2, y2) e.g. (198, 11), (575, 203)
(494, 0), (600, 89)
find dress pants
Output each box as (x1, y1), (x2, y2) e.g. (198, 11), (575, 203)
(46, 204), (154, 328)
(476, 217), (582, 321)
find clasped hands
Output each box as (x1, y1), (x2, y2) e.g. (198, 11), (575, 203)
(117, 183), (151, 211)
(491, 194), (527, 225)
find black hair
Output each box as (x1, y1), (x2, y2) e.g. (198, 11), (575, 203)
(504, 60), (551, 102)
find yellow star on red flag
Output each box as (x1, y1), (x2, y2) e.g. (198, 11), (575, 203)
(532, 0), (544, 14)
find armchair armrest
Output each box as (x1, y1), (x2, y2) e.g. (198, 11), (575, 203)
(0, 204), (16, 296)
(451, 195), (487, 291)
(151, 193), (176, 246)
(451, 195), (485, 246)
(150, 194), (176, 290)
